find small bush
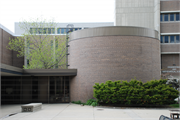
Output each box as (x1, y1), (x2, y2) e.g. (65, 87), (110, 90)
(72, 100), (82, 104)
(86, 99), (98, 106)
(86, 99), (96, 105)
(71, 100), (98, 106)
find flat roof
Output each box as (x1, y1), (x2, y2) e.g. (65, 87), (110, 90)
(1, 64), (77, 76)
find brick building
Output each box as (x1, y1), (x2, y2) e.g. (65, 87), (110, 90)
(0, 0), (180, 103)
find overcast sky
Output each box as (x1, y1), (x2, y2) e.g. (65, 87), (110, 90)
(0, 0), (114, 33)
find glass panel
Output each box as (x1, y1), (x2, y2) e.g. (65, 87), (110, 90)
(164, 36), (169, 43)
(33, 28), (37, 34)
(61, 28), (65, 34)
(30, 28), (32, 34)
(1, 77), (21, 104)
(66, 28), (69, 33)
(170, 36), (174, 43)
(160, 14), (163, 21)
(70, 28), (73, 32)
(176, 13), (180, 21)
(48, 28), (51, 34)
(164, 14), (169, 21)
(160, 36), (163, 43)
(176, 35), (179, 43)
(51, 28), (55, 34)
(170, 14), (174, 21)
(57, 28), (60, 34)
(43, 28), (47, 34)
(50, 77), (55, 98)
(38, 28), (42, 34)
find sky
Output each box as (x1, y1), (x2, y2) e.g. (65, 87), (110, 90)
(0, 0), (114, 33)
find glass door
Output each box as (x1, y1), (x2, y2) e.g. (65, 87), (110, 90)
(49, 76), (69, 103)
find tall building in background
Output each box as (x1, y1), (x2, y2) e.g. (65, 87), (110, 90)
(115, 0), (160, 33)
(160, 0), (180, 79)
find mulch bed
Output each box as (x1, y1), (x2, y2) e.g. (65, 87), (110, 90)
(98, 103), (172, 108)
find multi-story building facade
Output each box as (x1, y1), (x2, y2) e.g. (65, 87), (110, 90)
(0, 0), (179, 104)
(160, 0), (180, 79)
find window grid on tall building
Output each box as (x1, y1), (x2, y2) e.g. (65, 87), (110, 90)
(161, 35), (180, 43)
(160, 13), (180, 22)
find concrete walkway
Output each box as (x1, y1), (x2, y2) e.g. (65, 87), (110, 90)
(0, 103), (176, 120)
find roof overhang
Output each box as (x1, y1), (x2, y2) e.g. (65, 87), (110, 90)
(23, 69), (77, 76)
(1, 64), (77, 76)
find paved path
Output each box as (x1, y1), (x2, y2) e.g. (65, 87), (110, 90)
(0, 103), (176, 120)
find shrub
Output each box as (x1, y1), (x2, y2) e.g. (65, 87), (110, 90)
(73, 100), (82, 104)
(86, 99), (96, 105)
(72, 99), (98, 106)
(93, 79), (178, 105)
(85, 99), (98, 106)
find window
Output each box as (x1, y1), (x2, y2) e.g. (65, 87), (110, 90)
(176, 35), (179, 43)
(170, 36), (175, 43)
(164, 14), (168, 21)
(160, 14), (163, 21)
(48, 28), (51, 34)
(51, 28), (55, 34)
(70, 28), (73, 32)
(43, 28), (47, 34)
(66, 28), (69, 33)
(61, 28), (65, 34)
(27, 59), (29, 66)
(161, 13), (179, 22)
(75, 28), (78, 31)
(176, 13), (179, 21)
(38, 28), (42, 34)
(160, 36), (163, 43)
(164, 36), (169, 43)
(170, 14), (174, 21)
(57, 28), (60, 34)
(30, 28), (33, 34)
(161, 35), (180, 44)
(47, 28), (55, 34)
(33, 28), (37, 34)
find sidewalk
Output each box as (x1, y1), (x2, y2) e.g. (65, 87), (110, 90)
(0, 103), (175, 120)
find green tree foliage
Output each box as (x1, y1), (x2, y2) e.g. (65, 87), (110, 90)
(7, 18), (67, 69)
(93, 79), (178, 105)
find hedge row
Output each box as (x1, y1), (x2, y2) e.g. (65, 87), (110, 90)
(93, 79), (179, 105)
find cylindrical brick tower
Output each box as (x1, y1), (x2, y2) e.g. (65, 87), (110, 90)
(68, 26), (160, 102)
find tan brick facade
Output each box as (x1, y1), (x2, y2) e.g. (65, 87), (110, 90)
(161, 54), (180, 78)
(0, 28), (24, 68)
(160, 1), (180, 11)
(160, 22), (180, 33)
(161, 44), (180, 53)
(68, 36), (161, 102)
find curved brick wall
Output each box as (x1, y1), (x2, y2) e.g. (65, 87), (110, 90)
(68, 27), (160, 102)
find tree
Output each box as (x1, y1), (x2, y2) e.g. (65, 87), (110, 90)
(7, 18), (67, 69)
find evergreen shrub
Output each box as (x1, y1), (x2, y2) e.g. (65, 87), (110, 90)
(93, 79), (178, 105)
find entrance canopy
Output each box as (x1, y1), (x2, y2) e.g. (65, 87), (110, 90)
(1, 64), (77, 76)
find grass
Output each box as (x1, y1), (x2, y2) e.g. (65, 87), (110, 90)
(169, 104), (179, 108)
